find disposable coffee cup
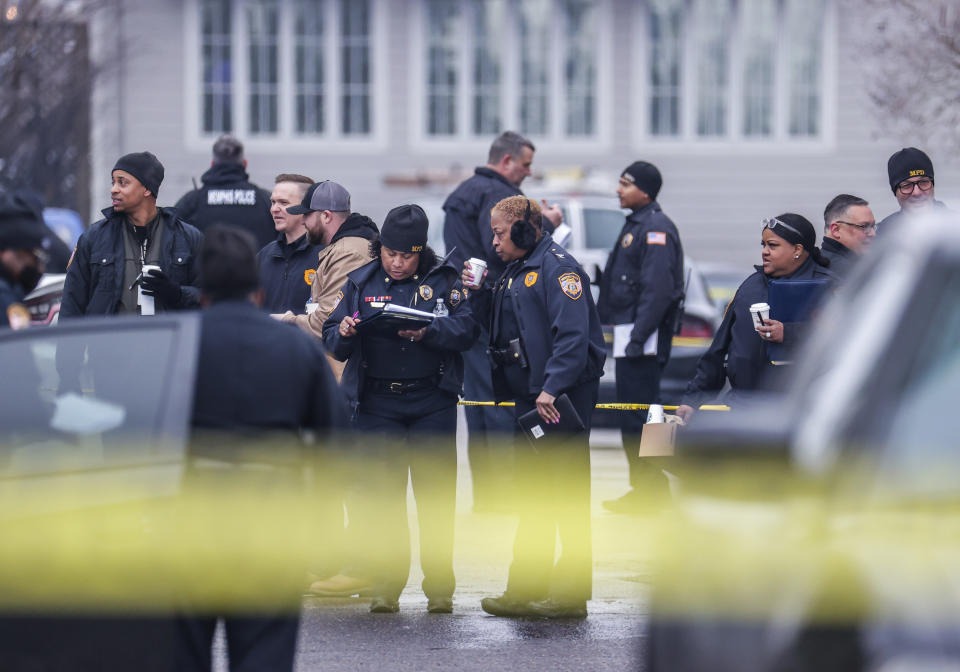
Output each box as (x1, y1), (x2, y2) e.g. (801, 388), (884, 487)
(464, 257), (487, 289)
(646, 403), (665, 424)
(749, 302), (770, 331)
(139, 264), (161, 316)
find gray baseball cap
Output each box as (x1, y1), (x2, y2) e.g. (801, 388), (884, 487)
(286, 180), (351, 214)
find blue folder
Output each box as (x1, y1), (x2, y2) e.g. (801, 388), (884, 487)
(766, 278), (829, 364)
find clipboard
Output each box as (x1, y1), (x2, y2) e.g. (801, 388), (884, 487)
(517, 393), (585, 448)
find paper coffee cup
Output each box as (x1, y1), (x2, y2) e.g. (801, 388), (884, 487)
(749, 302), (770, 330)
(646, 403), (665, 424)
(464, 257), (487, 289)
(139, 264), (161, 316)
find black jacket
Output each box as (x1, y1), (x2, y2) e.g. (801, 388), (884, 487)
(191, 300), (347, 460)
(442, 167), (522, 280)
(323, 259), (479, 408)
(472, 235), (606, 401)
(60, 207), (203, 318)
(257, 233), (324, 314)
(819, 237), (854, 281)
(597, 201), (684, 363)
(175, 163), (275, 249)
(681, 258), (819, 408)
(0, 273), (25, 327)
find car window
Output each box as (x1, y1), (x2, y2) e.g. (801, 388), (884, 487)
(583, 208), (625, 250)
(0, 317), (199, 480)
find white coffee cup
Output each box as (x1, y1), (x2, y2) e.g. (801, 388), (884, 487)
(646, 403), (665, 424)
(139, 264), (162, 316)
(749, 302), (770, 331)
(464, 257), (487, 289)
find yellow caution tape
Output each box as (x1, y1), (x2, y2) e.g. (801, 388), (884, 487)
(458, 400), (730, 411)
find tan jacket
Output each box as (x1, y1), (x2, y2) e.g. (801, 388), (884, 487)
(281, 234), (373, 379)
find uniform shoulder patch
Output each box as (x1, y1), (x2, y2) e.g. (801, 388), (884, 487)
(647, 231), (667, 246)
(621, 233), (634, 248)
(558, 272), (582, 300)
(6, 303), (30, 330)
(524, 271), (538, 287)
(304, 269), (316, 286)
(419, 285), (434, 300)
(332, 290), (344, 310)
(449, 288), (462, 306)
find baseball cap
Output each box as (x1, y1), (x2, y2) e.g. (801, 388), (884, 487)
(286, 180), (351, 215)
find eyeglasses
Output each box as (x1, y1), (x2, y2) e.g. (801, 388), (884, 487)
(835, 220), (877, 232)
(761, 217), (803, 237)
(897, 177), (933, 195)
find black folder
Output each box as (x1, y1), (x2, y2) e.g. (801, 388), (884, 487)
(354, 310), (433, 338)
(517, 393), (585, 448)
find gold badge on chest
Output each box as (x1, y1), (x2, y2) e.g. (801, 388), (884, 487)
(524, 271), (538, 287)
(621, 233), (634, 248)
(419, 285), (433, 300)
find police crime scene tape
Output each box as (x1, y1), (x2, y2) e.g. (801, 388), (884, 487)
(458, 400), (730, 411)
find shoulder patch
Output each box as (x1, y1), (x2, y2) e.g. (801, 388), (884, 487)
(6, 303), (30, 330)
(558, 272), (583, 300)
(647, 231), (667, 246)
(524, 271), (538, 287)
(304, 269), (316, 286)
(332, 290), (344, 310)
(449, 288), (462, 306)
(419, 285), (434, 300)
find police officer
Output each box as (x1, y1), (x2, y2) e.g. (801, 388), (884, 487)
(323, 205), (478, 615)
(469, 195), (605, 620)
(0, 193), (46, 328)
(175, 135), (275, 249)
(598, 161), (684, 515)
(676, 214), (830, 422)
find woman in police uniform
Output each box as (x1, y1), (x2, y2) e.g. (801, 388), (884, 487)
(467, 195), (606, 619)
(322, 204), (477, 614)
(676, 213), (830, 421)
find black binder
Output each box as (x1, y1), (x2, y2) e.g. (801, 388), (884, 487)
(517, 393), (585, 449)
(354, 310), (433, 338)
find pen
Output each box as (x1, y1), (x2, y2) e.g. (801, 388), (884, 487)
(352, 311), (360, 319)
(128, 272), (144, 292)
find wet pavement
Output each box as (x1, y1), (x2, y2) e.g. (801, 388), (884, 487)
(215, 425), (655, 671)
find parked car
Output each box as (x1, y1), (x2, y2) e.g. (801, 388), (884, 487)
(645, 212), (960, 671)
(22, 273), (66, 325)
(698, 261), (749, 311)
(422, 193), (720, 424)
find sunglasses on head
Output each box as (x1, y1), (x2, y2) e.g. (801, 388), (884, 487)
(761, 217), (803, 237)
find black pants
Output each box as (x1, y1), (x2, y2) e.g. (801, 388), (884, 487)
(462, 340), (515, 508)
(177, 613), (299, 672)
(505, 382), (596, 602)
(615, 356), (669, 493)
(357, 398), (458, 601)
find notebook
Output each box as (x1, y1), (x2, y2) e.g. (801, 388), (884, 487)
(517, 393), (586, 448)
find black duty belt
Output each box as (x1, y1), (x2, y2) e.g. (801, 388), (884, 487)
(366, 375), (441, 395)
(487, 338), (528, 368)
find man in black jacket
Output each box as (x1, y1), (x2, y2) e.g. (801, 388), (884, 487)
(257, 173), (324, 314)
(0, 193), (46, 328)
(442, 131), (562, 513)
(179, 225), (346, 672)
(60, 151), (204, 318)
(175, 135), (275, 249)
(598, 161), (684, 515)
(821, 194), (876, 280)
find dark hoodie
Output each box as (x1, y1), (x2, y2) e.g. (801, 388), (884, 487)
(174, 162), (275, 248)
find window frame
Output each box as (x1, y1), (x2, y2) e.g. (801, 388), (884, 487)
(408, 0), (614, 154)
(632, 0), (837, 153)
(184, 0), (388, 153)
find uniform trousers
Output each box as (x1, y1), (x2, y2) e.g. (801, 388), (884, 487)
(462, 339), (515, 508)
(505, 382), (597, 602)
(357, 392), (458, 601)
(616, 356), (669, 493)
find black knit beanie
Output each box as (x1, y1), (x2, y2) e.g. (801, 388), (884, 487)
(887, 147), (934, 193)
(621, 161), (662, 200)
(113, 151), (165, 198)
(380, 205), (429, 254)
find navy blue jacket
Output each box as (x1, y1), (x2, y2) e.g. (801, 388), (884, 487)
(472, 235), (606, 401)
(60, 207), (203, 318)
(442, 167), (522, 280)
(175, 162), (275, 249)
(680, 257), (819, 408)
(257, 233), (324, 314)
(0, 273), (25, 327)
(597, 202), (684, 363)
(322, 259), (479, 408)
(191, 300), (347, 459)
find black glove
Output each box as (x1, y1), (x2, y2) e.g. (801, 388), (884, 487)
(140, 268), (182, 308)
